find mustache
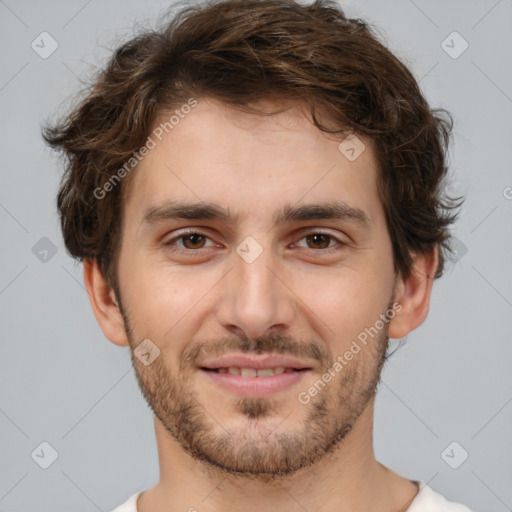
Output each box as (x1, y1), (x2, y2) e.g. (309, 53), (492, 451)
(180, 333), (331, 370)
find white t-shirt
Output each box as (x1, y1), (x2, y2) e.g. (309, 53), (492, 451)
(109, 480), (473, 511)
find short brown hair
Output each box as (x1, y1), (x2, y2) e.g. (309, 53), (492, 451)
(42, 0), (462, 291)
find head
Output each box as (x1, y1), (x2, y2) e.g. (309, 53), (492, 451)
(43, 0), (461, 480)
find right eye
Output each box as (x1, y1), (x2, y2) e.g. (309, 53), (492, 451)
(164, 231), (217, 249)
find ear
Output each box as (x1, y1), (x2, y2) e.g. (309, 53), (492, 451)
(388, 247), (438, 339)
(83, 258), (129, 347)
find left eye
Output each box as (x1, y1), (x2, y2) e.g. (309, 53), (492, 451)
(295, 233), (341, 249)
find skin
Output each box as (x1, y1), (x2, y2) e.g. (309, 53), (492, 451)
(84, 97), (437, 511)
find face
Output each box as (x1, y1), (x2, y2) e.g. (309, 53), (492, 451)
(115, 98), (398, 479)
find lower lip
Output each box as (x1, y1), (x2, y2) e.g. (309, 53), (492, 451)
(200, 369), (309, 397)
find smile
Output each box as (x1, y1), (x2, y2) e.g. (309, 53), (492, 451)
(200, 367), (310, 397)
(206, 367), (302, 377)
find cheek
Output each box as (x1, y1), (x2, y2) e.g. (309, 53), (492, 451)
(119, 255), (218, 344)
(295, 267), (392, 346)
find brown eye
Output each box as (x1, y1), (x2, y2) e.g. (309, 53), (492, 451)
(181, 234), (206, 249)
(164, 231), (218, 253)
(305, 233), (332, 249)
(294, 232), (345, 253)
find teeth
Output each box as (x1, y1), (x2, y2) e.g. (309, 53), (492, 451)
(256, 368), (274, 377)
(216, 366), (291, 377)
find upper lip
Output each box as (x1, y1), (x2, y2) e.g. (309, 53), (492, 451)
(199, 353), (314, 370)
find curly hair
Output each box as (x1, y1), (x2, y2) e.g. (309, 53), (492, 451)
(42, 0), (462, 291)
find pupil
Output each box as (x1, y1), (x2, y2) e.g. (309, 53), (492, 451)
(307, 234), (329, 249)
(185, 234), (205, 248)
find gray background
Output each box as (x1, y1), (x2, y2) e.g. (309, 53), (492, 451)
(1, 0), (511, 510)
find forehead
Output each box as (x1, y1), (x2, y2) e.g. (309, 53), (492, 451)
(122, 98), (381, 225)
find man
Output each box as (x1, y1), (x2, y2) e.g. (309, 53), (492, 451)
(43, 0), (471, 510)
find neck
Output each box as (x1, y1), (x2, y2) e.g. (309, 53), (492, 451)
(137, 396), (419, 512)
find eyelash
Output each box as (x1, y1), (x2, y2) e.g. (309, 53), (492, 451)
(163, 230), (347, 255)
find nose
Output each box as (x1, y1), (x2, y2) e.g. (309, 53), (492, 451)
(215, 242), (296, 340)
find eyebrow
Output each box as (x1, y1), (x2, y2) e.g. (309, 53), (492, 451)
(141, 200), (370, 228)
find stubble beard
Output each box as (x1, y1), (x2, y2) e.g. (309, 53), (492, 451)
(118, 299), (391, 482)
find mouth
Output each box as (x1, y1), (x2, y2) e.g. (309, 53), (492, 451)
(198, 353), (314, 397)
(201, 366), (309, 376)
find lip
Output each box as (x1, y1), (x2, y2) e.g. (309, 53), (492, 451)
(198, 352), (315, 397)
(200, 368), (311, 397)
(199, 353), (315, 371)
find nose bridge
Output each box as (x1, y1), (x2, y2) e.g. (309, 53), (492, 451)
(216, 236), (295, 338)
(236, 251), (275, 308)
